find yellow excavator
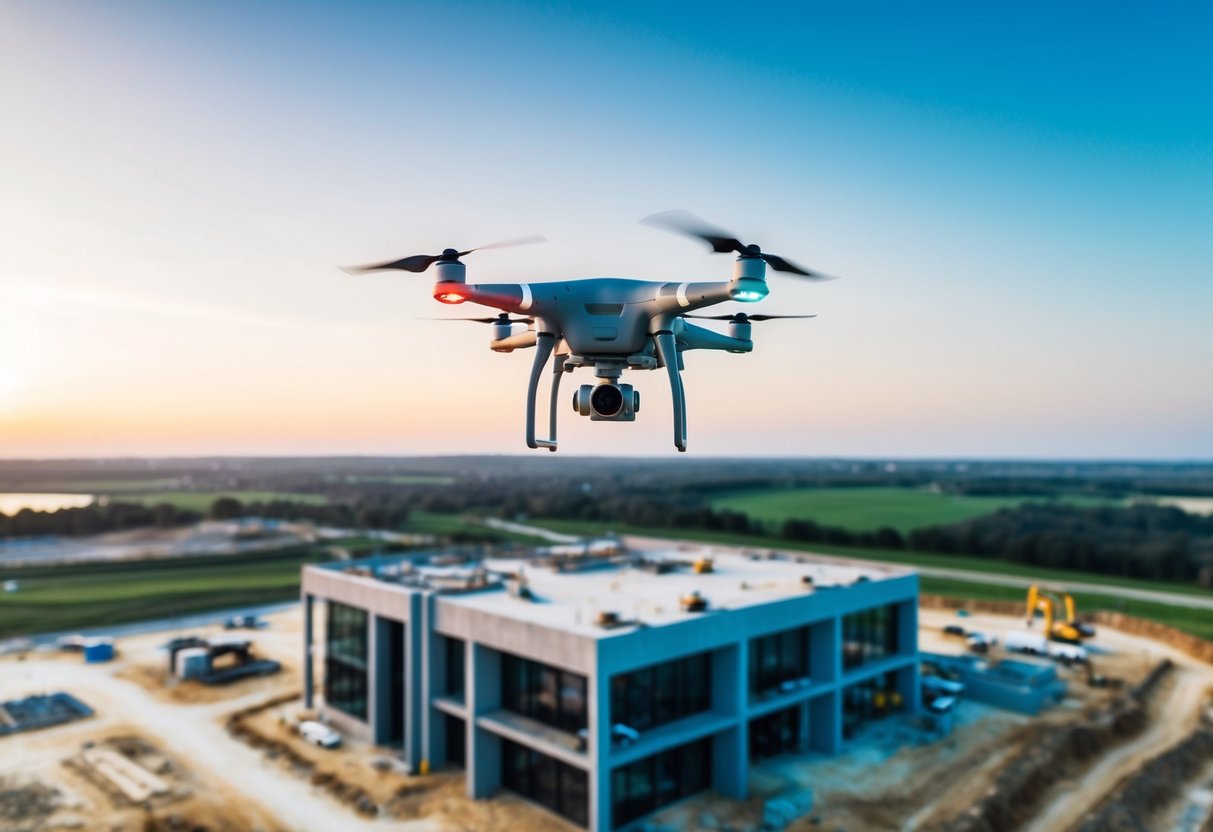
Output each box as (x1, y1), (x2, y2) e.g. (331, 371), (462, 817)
(1026, 584), (1096, 644)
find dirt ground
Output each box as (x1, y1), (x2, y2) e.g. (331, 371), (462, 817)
(3, 604), (1209, 832)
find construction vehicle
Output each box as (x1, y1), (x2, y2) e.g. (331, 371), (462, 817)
(1026, 584), (1096, 644)
(1008, 596), (1088, 663)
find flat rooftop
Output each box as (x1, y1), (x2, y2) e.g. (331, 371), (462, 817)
(316, 540), (911, 637)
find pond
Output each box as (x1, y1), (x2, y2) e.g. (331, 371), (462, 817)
(0, 493), (95, 515)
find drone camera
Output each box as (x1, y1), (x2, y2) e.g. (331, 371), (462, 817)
(573, 383), (639, 421)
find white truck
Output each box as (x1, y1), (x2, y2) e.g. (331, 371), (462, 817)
(1005, 630), (1087, 663)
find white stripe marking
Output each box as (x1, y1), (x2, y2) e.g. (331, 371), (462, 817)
(676, 281), (691, 308)
(519, 283), (533, 311)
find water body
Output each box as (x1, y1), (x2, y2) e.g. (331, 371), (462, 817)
(0, 492), (95, 515)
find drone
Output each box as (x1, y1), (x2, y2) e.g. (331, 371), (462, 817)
(346, 210), (837, 452)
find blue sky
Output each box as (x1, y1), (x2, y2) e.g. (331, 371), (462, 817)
(1, 1), (1210, 458)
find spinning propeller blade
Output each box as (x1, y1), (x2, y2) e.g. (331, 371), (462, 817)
(683, 312), (817, 322)
(343, 235), (546, 274)
(422, 313), (534, 324)
(641, 209), (838, 281)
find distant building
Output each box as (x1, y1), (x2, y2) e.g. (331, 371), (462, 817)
(301, 543), (920, 831)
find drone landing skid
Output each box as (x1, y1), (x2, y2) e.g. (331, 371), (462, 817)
(524, 338), (687, 453)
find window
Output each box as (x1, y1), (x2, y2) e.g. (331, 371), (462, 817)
(749, 626), (810, 698)
(501, 739), (588, 826)
(444, 714), (465, 768)
(445, 637), (465, 700)
(324, 602), (368, 720)
(749, 705), (800, 760)
(610, 651), (711, 735)
(501, 653), (587, 734)
(842, 604), (899, 670)
(610, 738), (712, 828)
(842, 672), (904, 739)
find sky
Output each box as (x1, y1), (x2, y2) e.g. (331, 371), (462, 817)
(1, 1), (1210, 460)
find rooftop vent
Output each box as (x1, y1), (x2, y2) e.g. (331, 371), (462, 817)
(596, 610), (621, 628)
(680, 590), (708, 613)
(693, 557), (714, 574)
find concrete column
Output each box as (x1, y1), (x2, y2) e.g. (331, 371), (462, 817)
(588, 659), (611, 832)
(711, 640), (748, 800)
(808, 692), (840, 754)
(896, 598), (920, 715)
(810, 617), (837, 684)
(302, 593), (314, 709)
(405, 594), (423, 768)
(371, 616), (390, 745)
(421, 595), (441, 769)
(465, 642), (501, 799)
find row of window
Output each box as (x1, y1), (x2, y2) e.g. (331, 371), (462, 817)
(501, 739), (589, 826)
(501, 653), (588, 734)
(842, 604), (900, 670)
(749, 626), (810, 698)
(611, 737), (712, 828)
(842, 671), (904, 739)
(749, 705), (801, 760)
(610, 651), (711, 734)
(324, 602), (369, 720)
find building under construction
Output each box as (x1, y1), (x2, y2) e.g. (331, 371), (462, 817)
(300, 545), (921, 831)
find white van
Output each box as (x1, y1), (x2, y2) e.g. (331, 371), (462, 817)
(1005, 631), (1087, 663)
(299, 720), (342, 748)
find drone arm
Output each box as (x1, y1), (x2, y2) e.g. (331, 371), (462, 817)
(652, 330), (688, 453)
(525, 331), (558, 451)
(674, 319), (753, 353)
(652, 281), (735, 315)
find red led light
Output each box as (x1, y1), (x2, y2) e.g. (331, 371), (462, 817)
(435, 291), (467, 304)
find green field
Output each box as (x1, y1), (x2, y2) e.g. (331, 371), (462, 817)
(710, 486), (1109, 533)
(0, 547), (327, 639)
(117, 490), (327, 512)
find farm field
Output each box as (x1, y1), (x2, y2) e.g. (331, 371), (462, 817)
(709, 486), (1111, 533)
(0, 546), (327, 639)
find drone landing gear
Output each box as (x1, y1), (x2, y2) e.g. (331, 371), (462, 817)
(525, 332), (561, 451)
(653, 331), (688, 453)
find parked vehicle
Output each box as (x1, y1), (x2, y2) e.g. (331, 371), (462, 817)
(1005, 630), (1087, 663)
(966, 632), (996, 653)
(942, 624), (966, 637)
(299, 721), (342, 748)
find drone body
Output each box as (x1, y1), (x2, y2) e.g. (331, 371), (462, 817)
(348, 211), (834, 452)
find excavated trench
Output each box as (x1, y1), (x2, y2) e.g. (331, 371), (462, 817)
(936, 659), (1173, 832)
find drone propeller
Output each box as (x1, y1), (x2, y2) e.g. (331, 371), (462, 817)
(683, 312), (817, 322)
(423, 313), (534, 324)
(343, 235), (546, 274)
(641, 209), (837, 281)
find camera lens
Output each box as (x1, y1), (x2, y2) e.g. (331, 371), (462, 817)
(590, 384), (624, 417)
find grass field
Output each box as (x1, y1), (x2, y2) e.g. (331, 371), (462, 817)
(117, 490), (327, 512)
(710, 486), (1112, 533)
(0, 546), (328, 639)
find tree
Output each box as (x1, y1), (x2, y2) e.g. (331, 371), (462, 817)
(210, 497), (244, 520)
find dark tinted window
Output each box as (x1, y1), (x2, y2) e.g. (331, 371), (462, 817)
(324, 602), (368, 720)
(611, 738), (712, 827)
(610, 651), (712, 735)
(501, 653), (587, 734)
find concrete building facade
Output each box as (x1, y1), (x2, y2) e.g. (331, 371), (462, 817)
(301, 543), (920, 831)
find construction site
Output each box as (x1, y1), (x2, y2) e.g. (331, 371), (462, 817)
(1, 540), (1211, 832)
